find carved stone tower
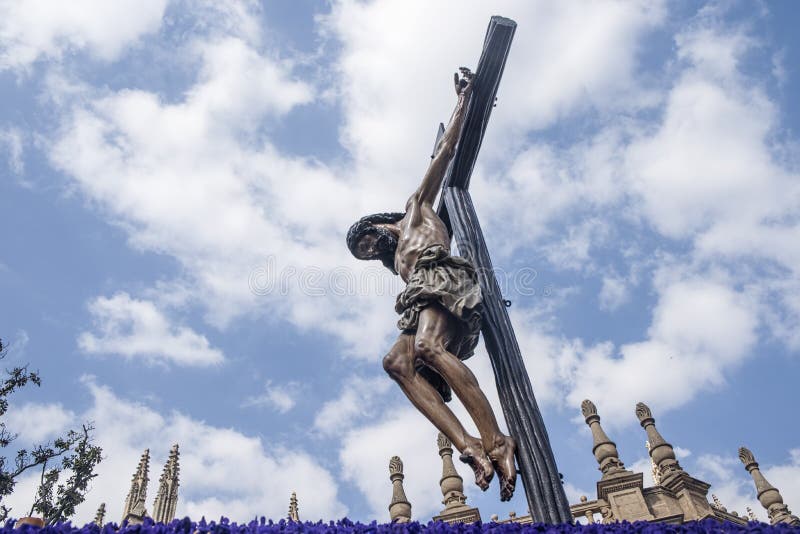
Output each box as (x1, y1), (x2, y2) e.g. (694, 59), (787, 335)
(636, 402), (714, 521)
(94, 503), (106, 527)
(635, 403), (683, 482)
(388, 456), (411, 523)
(582, 399), (628, 478)
(568, 400), (748, 525)
(152, 443), (180, 523)
(122, 449), (150, 525)
(578, 399), (654, 522)
(432, 433), (480, 524)
(288, 492), (299, 522)
(739, 447), (800, 526)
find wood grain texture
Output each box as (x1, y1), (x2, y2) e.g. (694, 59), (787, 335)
(443, 187), (572, 523)
(437, 16), (516, 233)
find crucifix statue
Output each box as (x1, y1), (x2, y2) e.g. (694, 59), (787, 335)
(348, 66), (517, 501)
(346, 17), (572, 523)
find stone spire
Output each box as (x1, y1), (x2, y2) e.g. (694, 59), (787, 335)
(711, 494), (727, 512)
(739, 447), (800, 526)
(288, 492), (299, 522)
(388, 456), (411, 523)
(432, 433), (481, 524)
(581, 400), (627, 478)
(122, 449), (150, 524)
(578, 401), (654, 522)
(746, 506), (757, 521)
(635, 403), (682, 482)
(153, 443), (180, 524)
(645, 441), (661, 485)
(94, 503), (106, 527)
(438, 433), (466, 507)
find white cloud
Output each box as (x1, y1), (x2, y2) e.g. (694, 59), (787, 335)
(625, 72), (787, 240)
(693, 453), (764, 521)
(78, 293), (225, 367)
(326, 0), (665, 174)
(0, 0), (168, 70)
(0, 127), (24, 174)
(3, 330), (30, 358)
(46, 13), (400, 359)
(313, 375), (392, 436)
(599, 275), (629, 311)
(3, 402), (74, 443)
(477, 269), (758, 426)
(566, 274), (758, 423)
(242, 381), (301, 413)
(0, 378), (347, 524)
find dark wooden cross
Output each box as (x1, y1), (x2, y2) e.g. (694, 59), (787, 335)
(434, 16), (572, 524)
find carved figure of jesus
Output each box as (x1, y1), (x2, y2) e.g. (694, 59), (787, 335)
(346, 69), (517, 501)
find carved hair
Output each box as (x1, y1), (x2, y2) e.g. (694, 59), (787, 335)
(346, 212), (404, 274)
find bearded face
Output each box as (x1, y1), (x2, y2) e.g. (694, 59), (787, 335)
(346, 213), (403, 274)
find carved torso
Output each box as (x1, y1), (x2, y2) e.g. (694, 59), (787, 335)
(395, 197), (450, 281)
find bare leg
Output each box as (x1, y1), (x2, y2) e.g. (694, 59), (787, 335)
(383, 333), (494, 490)
(414, 304), (517, 501)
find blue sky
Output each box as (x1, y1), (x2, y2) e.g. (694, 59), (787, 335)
(1, 0), (800, 526)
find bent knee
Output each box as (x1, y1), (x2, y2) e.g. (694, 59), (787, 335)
(383, 351), (413, 380)
(414, 336), (444, 364)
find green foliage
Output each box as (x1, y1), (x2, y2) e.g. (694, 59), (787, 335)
(0, 336), (103, 524)
(36, 425), (103, 525)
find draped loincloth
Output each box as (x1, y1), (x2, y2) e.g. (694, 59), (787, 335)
(395, 244), (482, 402)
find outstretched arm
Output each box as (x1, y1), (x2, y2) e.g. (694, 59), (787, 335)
(412, 68), (473, 206)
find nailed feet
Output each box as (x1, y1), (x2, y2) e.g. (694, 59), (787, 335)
(488, 435), (517, 501)
(459, 438), (494, 491)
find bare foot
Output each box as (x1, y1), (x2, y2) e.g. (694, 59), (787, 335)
(459, 438), (494, 491)
(488, 435), (517, 501)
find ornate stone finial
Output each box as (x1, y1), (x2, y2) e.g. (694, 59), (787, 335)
(94, 503), (106, 527)
(581, 399), (626, 478)
(388, 456), (411, 523)
(747, 506), (757, 521)
(436, 432), (467, 510)
(153, 443), (180, 524)
(508, 511), (516, 519)
(711, 494), (727, 512)
(389, 456), (403, 476)
(122, 449), (151, 524)
(490, 514), (498, 522)
(738, 447), (756, 468)
(635, 402), (682, 482)
(634, 403), (651, 421)
(288, 492), (299, 522)
(580, 495), (587, 503)
(581, 399), (598, 417)
(738, 447), (800, 526)
(645, 441), (661, 485)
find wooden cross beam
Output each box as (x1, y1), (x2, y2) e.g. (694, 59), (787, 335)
(435, 16), (572, 524)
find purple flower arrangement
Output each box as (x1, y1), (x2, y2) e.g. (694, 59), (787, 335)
(5, 517), (797, 534)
